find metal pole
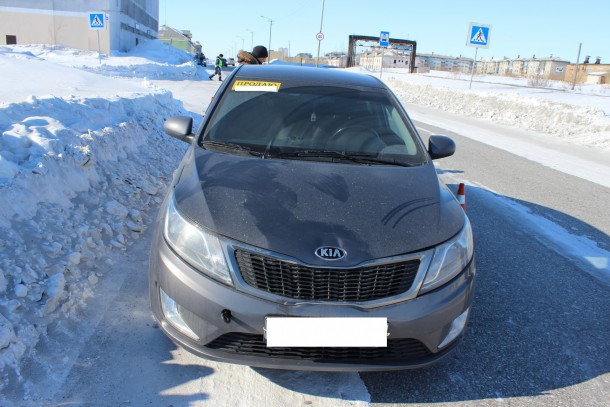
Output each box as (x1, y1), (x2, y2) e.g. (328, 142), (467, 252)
(469, 47), (478, 89)
(247, 30), (253, 49)
(316, 0), (325, 68)
(571, 42), (582, 91)
(97, 30), (101, 64)
(261, 16), (273, 56)
(380, 50), (383, 79)
(269, 20), (272, 54)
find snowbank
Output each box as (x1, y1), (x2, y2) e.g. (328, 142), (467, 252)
(0, 90), (189, 376)
(386, 79), (610, 151)
(6, 40), (204, 80)
(0, 43), (193, 383)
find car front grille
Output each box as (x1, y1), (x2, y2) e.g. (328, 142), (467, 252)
(207, 332), (432, 363)
(234, 250), (420, 302)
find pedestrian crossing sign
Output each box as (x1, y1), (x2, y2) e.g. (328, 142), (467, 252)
(467, 23), (491, 48)
(89, 12), (106, 30)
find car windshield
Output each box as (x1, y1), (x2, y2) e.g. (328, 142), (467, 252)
(201, 80), (427, 166)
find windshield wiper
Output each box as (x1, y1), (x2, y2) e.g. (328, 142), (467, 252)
(202, 140), (264, 157)
(270, 150), (415, 166)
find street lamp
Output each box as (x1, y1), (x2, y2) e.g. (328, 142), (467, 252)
(236, 36), (245, 51)
(260, 16), (273, 55)
(246, 29), (254, 50)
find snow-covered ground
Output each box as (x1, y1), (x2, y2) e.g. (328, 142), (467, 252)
(379, 69), (610, 151)
(1, 40), (609, 399)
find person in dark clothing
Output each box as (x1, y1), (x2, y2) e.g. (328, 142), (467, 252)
(209, 54), (224, 80)
(236, 45), (268, 65)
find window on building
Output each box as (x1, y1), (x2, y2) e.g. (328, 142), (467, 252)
(6, 35), (16, 45)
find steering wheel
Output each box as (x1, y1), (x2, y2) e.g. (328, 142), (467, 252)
(327, 126), (381, 151)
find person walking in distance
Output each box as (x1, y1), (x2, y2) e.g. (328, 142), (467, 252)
(209, 54), (224, 81)
(236, 45), (268, 65)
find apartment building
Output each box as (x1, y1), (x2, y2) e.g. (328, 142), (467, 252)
(159, 25), (200, 54)
(565, 57), (609, 84)
(0, 0), (159, 54)
(476, 55), (569, 80)
(416, 53), (473, 73)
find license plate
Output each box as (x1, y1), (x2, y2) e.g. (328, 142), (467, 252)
(265, 317), (387, 347)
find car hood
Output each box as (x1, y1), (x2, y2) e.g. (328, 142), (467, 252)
(174, 149), (465, 267)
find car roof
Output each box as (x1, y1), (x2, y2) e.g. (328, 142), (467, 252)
(234, 65), (385, 89)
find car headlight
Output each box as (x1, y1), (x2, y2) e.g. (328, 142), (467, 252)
(420, 216), (474, 294)
(163, 195), (233, 286)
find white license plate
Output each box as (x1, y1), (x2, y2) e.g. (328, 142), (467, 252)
(265, 317), (387, 347)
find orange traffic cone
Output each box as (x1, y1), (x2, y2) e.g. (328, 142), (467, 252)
(457, 183), (466, 211)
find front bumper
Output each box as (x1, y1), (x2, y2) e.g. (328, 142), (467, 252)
(149, 229), (476, 371)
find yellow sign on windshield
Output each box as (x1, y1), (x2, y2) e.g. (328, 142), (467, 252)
(232, 80), (281, 92)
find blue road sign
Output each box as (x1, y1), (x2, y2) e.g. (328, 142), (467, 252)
(379, 31), (390, 47)
(467, 23), (491, 48)
(89, 12), (105, 30)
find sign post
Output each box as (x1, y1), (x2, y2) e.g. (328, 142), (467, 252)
(88, 12), (106, 64)
(315, 0), (325, 68)
(466, 22), (491, 89)
(315, 32), (324, 67)
(379, 31), (389, 79)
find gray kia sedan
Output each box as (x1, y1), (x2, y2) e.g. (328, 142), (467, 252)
(149, 65), (476, 371)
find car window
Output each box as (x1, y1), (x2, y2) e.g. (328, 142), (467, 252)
(201, 83), (427, 165)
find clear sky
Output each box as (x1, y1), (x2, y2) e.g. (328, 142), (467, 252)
(161, 0), (609, 63)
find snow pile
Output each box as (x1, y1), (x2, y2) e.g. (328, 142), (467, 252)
(386, 79), (610, 151)
(8, 40), (203, 80)
(85, 40), (202, 80)
(0, 44), (191, 382)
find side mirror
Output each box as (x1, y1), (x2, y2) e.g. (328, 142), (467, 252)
(164, 116), (195, 144)
(428, 135), (456, 160)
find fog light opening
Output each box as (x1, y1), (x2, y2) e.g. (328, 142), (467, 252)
(221, 309), (232, 324)
(438, 308), (470, 350)
(160, 288), (199, 340)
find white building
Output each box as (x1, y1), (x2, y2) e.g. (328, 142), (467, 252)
(359, 48), (411, 71)
(415, 53), (473, 73)
(476, 55), (570, 80)
(0, 0), (159, 54)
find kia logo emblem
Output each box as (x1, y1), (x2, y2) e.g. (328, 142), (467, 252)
(315, 246), (346, 260)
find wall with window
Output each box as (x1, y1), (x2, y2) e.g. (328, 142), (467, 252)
(0, 0), (158, 52)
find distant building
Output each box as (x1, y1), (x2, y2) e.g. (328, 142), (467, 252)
(295, 53), (313, 59)
(565, 57), (609, 84)
(359, 47), (413, 71)
(415, 53), (473, 73)
(0, 0), (159, 53)
(476, 55), (569, 80)
(159, 25), (200, 54)
(325, 52), (348, 68)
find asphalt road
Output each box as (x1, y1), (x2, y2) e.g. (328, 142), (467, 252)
(359, 121), (610, 406)
(5, 83), (609, 406)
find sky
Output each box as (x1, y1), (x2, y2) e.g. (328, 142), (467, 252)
(161, 0), (609, 63)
